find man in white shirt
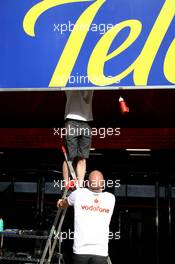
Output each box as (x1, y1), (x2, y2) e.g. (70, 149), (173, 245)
(63, 90), (94, 188)
(57, 170), (115, 264)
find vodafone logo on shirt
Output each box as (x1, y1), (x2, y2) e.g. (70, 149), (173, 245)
(81, 194), (110, 213)
(81, 204), (110, 213)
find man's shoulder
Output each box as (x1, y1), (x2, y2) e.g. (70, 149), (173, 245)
(68, 188), (89, 202)
(103, 191), (115, 200)
(70, 187), (88, 195)
(70, 188), (115, 197)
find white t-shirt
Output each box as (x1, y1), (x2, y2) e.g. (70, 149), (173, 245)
(67, 188), (115, 256)
(64, 91), (94, 121)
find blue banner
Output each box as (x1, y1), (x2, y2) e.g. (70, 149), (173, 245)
(0, 0), (175, 88)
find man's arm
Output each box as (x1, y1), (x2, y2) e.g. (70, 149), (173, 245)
(57, 198), (69, 209)
(57, 189), (77, 209)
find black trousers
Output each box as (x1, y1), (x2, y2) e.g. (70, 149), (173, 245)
(72, 253), (107, 264)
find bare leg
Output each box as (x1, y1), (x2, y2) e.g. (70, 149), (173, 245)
(76, 159), (86, 187)
(62, 161), (69, 187)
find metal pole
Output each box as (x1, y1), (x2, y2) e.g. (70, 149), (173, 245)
(168, 184), (172, 260)
(155, 180), (159, 264)
(40, 177), (45, 226)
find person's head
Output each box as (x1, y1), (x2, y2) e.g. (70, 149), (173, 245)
(88, 170), (105, 192)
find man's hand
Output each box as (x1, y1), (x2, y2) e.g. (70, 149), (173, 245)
(57, 198), (69, 209)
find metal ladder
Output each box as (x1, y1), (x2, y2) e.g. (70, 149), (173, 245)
(39, 146), (76, 264)
(39, 146), (112, 264)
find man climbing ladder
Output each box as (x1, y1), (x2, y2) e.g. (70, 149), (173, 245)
(62, 90), (94, 188)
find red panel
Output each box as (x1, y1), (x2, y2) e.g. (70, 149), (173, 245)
(0, 128), (175, 149)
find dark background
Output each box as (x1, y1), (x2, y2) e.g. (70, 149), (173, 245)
(0, 89), (174, 127)
(0, 89), (175, 263)
(0, 148), (175, 264)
